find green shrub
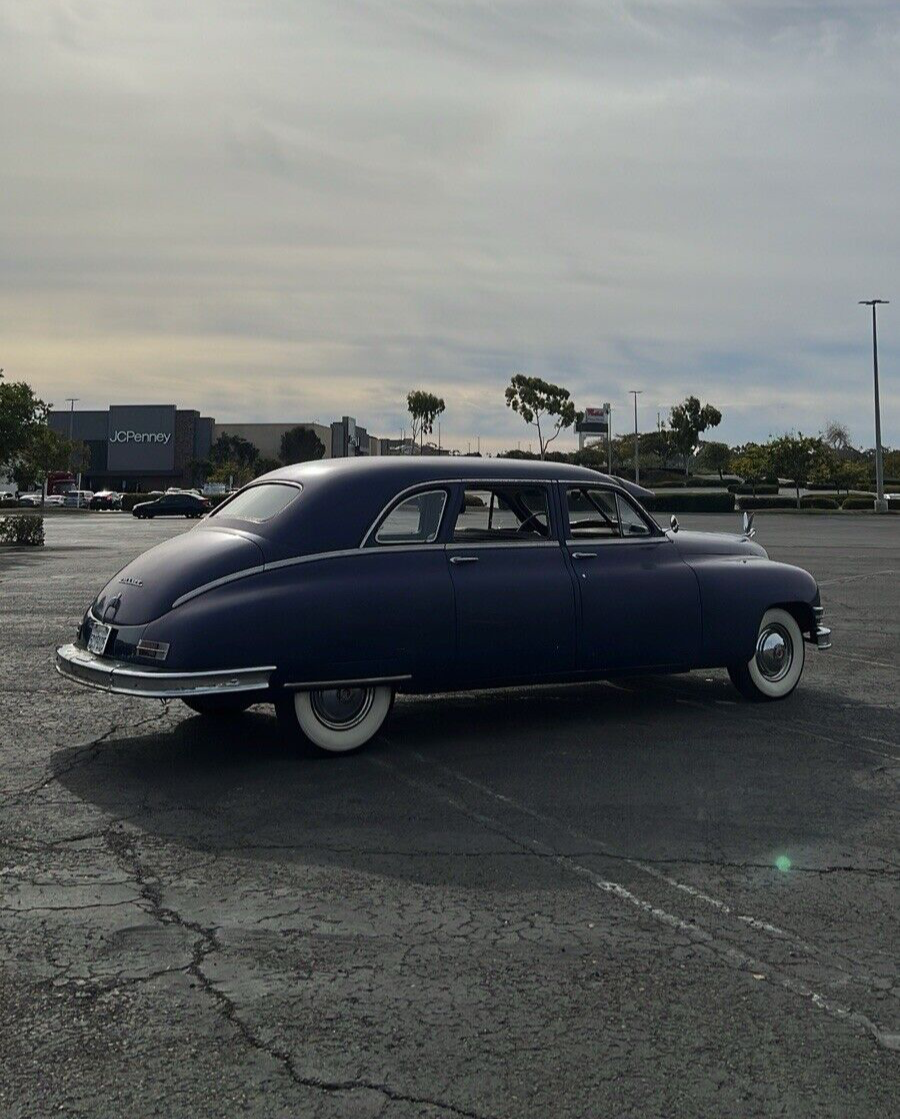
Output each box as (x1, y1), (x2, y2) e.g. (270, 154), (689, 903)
(736, 496), (796, 510)
(644, 491), (735, 513)
(841, 496), (873, 510)
(0, 497), (21, 509)
(799, 495), (838, 510)
(0, 513), (44, 546)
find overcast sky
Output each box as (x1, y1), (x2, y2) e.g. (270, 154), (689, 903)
(2, 1), (897, 452)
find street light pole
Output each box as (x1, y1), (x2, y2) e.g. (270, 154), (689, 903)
(65, 397), (79, 442)
(629, 390), (642, 484)
(859, 300), (889, 514)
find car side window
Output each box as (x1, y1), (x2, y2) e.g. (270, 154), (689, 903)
(452, 486), (550, 541)
(374, 489), (448, 545)
(617, 493), (651, 536)
(565, 488), (620, 538)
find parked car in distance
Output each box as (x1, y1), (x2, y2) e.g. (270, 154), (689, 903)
(56, 458), (832, 757)
(45, 494), (65, 507)
(63, 490), (94, 508)
(90, 490), (123, 511)
(18, 493), (43, 507)
(132, 492), (210, 519)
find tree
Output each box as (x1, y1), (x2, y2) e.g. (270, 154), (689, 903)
(823, 420), (852, 454)
(504, 375), (580, 460)
(255, 457), (283, 477)
(208, 433), (259, 470)
(668, 396), (722, 476)
(280, 426), (325, 465)
(732, 443), (771, 495)
(0, 373), (49, 470)
(698, 440), (732, 481)
(13, 428), (90, 501)
(767, 432), (826, 509)
(407, 391), (445, 454)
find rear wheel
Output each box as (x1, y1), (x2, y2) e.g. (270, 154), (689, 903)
(183, 694), (255, 717)
(276, 685), (394, 756)
(728, 608), (805, 701)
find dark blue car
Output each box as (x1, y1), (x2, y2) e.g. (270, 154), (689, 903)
(56, 458), (831, 755)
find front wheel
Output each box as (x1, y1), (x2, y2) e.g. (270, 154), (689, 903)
(276, 685), (394, 756)
(728, 608), (805, 701)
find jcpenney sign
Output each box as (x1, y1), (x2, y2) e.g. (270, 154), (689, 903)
(109, 430), (172, 444)
(107, 406), (177, 471)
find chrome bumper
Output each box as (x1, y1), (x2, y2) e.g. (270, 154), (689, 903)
(55, 644), (275, 699)
(811, 606), (832, 650)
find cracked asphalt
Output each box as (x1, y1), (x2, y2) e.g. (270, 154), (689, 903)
(1, 512), (898, 1118)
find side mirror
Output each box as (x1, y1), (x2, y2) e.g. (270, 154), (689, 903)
(742, 511), (756, 538)
(670, 515), (679, 533)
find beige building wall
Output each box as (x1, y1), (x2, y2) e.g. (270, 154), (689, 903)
(213, 422), (332, 461)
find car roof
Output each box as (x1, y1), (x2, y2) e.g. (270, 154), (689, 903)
(266, 455), (632, 487)
(205, 456), (655, 562)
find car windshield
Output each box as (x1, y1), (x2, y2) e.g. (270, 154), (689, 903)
(213, 482), (299, 522)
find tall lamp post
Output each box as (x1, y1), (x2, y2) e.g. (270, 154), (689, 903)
(65, 398), (80, 493)
(629, 390), (642, 484)
(859, 300), (889, 514)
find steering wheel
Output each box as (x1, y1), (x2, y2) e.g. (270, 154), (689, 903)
(517, 512), (548, 536)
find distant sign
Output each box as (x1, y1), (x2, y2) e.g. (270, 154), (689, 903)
(576, 405), (610, 435)
(107, 405), (176, 473)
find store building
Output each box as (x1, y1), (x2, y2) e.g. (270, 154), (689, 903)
(48, 405), (214, 493)
(47, 405), (386, 492)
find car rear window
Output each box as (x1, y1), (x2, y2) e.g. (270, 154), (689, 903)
(213, 483), (300, 522)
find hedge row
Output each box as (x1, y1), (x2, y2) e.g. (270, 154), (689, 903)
(736, 495), (842, 510)
(644, 491), (735, 513)
(0, 514), (44, 546)
(728, 484), (779, 495)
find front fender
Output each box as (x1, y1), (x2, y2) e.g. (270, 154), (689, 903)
(686, 556), (819, 666)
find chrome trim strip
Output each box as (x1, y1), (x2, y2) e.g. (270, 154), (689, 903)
(172, 565), (267, 608)
(56, 644), (275, 699)
(283, 674), (413, 690)
(446, 540), (558, 549)
(565, 536), (664, 547)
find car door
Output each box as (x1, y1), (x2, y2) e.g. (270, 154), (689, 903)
(562, 484), (701, 672)
(446, 482), (576, 684)
(275, 486), (457, 688)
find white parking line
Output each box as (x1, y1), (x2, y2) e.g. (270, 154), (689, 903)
(371, 751), (898, 1051)
(828, 651), (898, 672)
(818, 569), (896, 587)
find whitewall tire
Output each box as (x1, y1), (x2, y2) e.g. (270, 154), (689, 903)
(277, 685), (394, 755)
(728, 608), (805, 701)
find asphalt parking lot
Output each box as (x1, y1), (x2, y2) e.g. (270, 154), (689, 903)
(1, 512), (898, 1117)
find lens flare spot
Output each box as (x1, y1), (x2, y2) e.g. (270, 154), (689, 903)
(775, 855), (792, 873)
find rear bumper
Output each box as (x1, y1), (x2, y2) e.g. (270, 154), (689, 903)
(55, 643), (275, 699)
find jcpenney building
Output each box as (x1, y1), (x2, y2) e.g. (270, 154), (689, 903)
(48, 405), (214, 493)
(48, 404), (387, 492)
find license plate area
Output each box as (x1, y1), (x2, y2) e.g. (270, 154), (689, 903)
(88, 622), (112, 657)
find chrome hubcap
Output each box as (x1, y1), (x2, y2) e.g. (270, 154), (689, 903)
(310, 687), (374, 730)
(755, 624), (793, 682)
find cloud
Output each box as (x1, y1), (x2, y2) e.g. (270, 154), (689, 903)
(1, 1), (897, 452)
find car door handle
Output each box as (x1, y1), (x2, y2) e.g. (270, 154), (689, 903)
(449, 555), (479, 564)
(571, 552), (597, 559)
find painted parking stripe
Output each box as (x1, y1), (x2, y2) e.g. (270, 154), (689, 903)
(371, 752), (898, 1052)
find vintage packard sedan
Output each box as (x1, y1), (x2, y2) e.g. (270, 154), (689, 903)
(56, 458), (831, 754)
